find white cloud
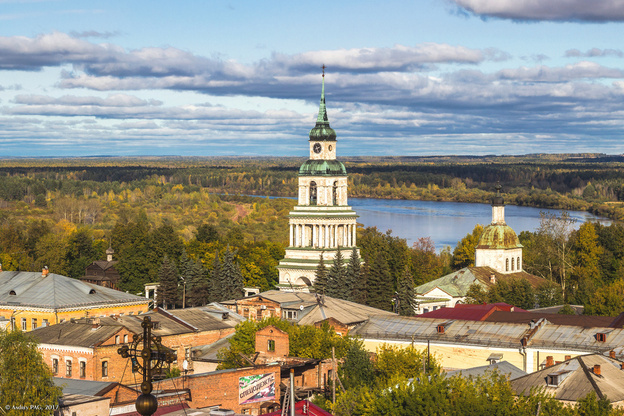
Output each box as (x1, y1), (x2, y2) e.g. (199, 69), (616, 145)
(448, 0), (624, 22)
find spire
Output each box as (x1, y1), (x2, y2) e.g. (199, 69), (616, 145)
(309, 65), (336, 141)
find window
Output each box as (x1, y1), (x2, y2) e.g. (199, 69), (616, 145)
(66, 360), (72, 377)
(506, 258), (509, 272)
(268, 340), (275, 352)
(332, 181), (338, 205)
(511, 258), (515, 271)
(124, 334), (128, 343)
(101, 361), (108, 377)
(309, 181), (317, 205)
(42, 319), (49, 327)
(115, 335), (120, 344)
(52, 359), (59, 375)
(21, 318), (27, 331)
(517, 257), (521, 270)
(31, 318), (37, 330)
(80, 361), (86, 378)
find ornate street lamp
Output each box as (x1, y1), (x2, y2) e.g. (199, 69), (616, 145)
(118, 316), (176, 416)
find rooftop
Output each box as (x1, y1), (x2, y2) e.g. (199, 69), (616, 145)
(0, 271), (147, 310)
(511, 354), (624, 403)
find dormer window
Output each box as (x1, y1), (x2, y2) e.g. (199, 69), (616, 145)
(546, 370), (570, 387)
(9, 290), (15, 295)
(596, 330), (612, 342)
(89, 289), (97, 294)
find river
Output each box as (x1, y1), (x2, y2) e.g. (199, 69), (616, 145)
(348, 198), (610, 250)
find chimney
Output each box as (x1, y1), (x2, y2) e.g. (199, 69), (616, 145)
(546, 356), (554, 368)
(91, 317), (101, 329)
(593, 365), (601, 376)
(565, 355), (571, 361)
(610, 351), (616, 359)
(490, 274), (496, 284)
(42, 266), (49, 277)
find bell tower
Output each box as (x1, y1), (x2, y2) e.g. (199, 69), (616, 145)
(277, 69), (360, 291)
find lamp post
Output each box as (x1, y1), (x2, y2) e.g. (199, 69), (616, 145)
(118, 316), (176, 416)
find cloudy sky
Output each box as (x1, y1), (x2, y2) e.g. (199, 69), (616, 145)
(2, 0), (624, 157)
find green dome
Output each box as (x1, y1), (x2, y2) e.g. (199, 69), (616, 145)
(476, 224), (523, 250)
(309, 122), (336, 142)
(299, 159), (347, 176)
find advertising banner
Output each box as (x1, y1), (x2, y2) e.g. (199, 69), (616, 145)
(239, 373), (276, 404)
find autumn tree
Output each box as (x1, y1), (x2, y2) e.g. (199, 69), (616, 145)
(569, 222), (602, 305)
(452, 224), (484, 269)
(0, 330), (62, 413)
(537, 211), (576, 294)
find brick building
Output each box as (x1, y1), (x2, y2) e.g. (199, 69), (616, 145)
(0, 269), (149, 331)
(222, 290), (395, 335)
(31, 306), (243, 384)
(150, 364), (281, 415)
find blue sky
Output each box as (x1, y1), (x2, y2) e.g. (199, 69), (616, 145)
(1, 0), (624, 157)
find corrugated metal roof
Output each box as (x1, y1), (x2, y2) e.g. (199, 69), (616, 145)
(511, 354), (624, 403)
(353, 315), (624, 354)
(447, 361), (526, 380)
(53, 378), (118, 396)
(0, 271), (147, 310)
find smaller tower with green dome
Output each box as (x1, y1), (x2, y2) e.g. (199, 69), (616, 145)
(474, 184), (523, 273)
(277, 70), (360, 291)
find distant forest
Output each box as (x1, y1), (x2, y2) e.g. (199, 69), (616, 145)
(1, 154), (624, 314)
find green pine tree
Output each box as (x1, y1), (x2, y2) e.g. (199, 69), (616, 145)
(157, 255), (179, 309)
(396, 266), (416, 316)
(352, 254), (369, 305)
(209, 251), (222, 303)
(367, 252), (394, 311)
(186, 258), (209, 307)
(313, 253), (328, 295)
(220, 246), (244, 301)
(326, 247), (345, 298)
(344, 247), (361, 302)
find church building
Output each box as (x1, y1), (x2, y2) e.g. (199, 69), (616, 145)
(414, 185), (545, 313)
(277, 72), (360, 291)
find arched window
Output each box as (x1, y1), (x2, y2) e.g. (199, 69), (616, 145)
(332, 181), (338, 205)
(309, 181), (317, 205)
(506, 258), (509, 272)
(511, 257), (515, 271)
(517, 257), (521, 270)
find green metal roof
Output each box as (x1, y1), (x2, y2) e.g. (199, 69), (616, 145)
(476, 224), (523, 250)
(299, 159), (347, 176)
(308, 75), (337, 142)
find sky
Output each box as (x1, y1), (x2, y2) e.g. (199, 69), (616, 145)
(1, 0), (624, 157)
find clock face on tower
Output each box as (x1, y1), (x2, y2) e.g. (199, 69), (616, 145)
(313, 143), (322, 154)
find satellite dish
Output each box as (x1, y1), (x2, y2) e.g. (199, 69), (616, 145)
(182, 359), (188, 371)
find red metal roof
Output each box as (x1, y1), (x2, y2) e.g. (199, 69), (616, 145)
(419, 303), (527, 321)
(264, 400), (334, 416)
